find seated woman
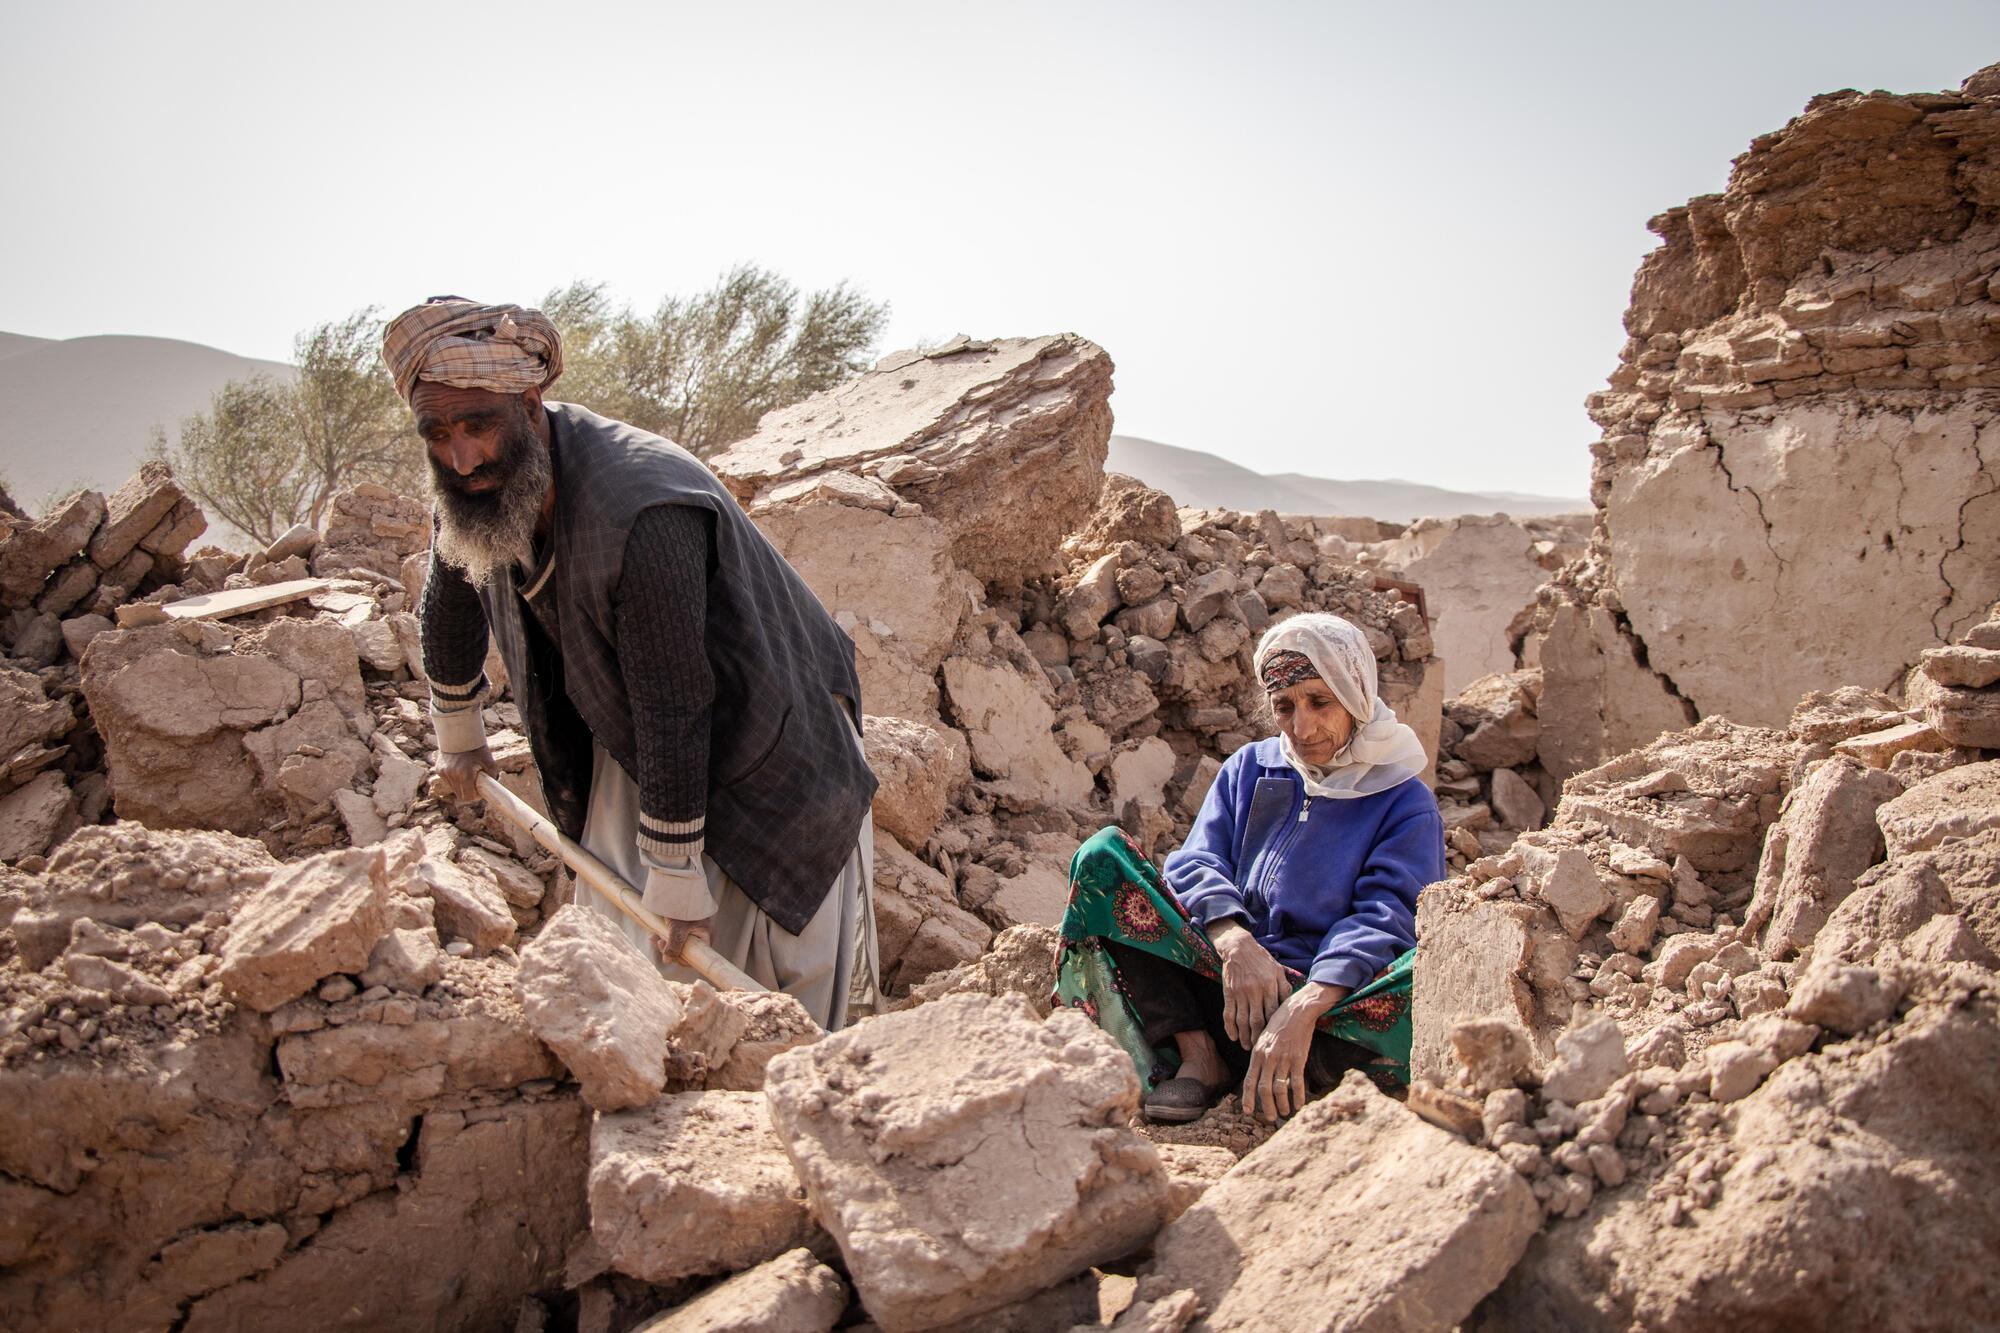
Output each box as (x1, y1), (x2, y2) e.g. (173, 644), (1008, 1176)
(1055, 612), (1445, 1123)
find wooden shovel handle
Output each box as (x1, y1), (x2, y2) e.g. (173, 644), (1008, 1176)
(475, 771), (765, 994)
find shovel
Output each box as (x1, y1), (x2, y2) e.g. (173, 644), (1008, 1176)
(475, 772), (765, 994)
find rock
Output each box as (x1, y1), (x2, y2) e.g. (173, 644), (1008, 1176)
(986, 859), (1072, 929)
(633, 1248), (847, 1333)
(58, 611), (113, 658)
(1129, 1073), (1539, 1332)
(1489, 767), (1545, 830)
(243, 700), (373, 815)
(1108, 737), (1176, 810)
(350, 618), (404, 673)
(942, 658), (1092, 808)
(1449, 670), (1541, 772)
(1788, 962), (1902, 1035)
(333, 788), (388, 848)
(415, 856), (517, 951)
(1812, 859), (1954, 966)
(215, 846), (393, 1012)
(1921, 644), (2000, 690)
(1913, 669), (2000, 750)
(903, 923), (1061, 1017)
(62, 952), (173, 1007)
(764, 993), (1171, 1332)
(1177, 569), (1238, 633)
(703, 991), (822, 1091)
(87, 462), (188, 569)
(1116, 598), (1178, 642)
(1178, 756), (1223, 819)
(1877, 761), (2000, 858)
(1411, 894), (1546, 1086)
(1061, 552), (1122, 641)
(0, 664), (73, 758)
(863, 715), (960, 847)
(590, 1091), (820, 1283)
(0, 488), (104, 607)
(872, 835), (992, 992)
(457, 846), (545, 909)
(1064, 474), (1180, 563)
(1745, 756), (1901, 958)
(1447, 1017), (1539, 1094)
(1532, 846), (1612, 939)
(371, 750), (429, 818)
(1540, 1018), (1629, 1105)
(359, 926), (446, 994)
(1706, 1041), (1783, 1103)
(1255, 562), (1306, 610)
(515, 905), (747, 1110)
(1607, 892), (1663, 955)
(1558, 717), (1796, 873)
(0, 770), (75, 863)
(711, 335), (1115, 586)
(1152, 1143), (1238, 1224)
(261, 522), (321, 565)
(1079, 667), (1158, 735)
(1789, 686), (1908, 746)
(1833, 720), (1947, 767)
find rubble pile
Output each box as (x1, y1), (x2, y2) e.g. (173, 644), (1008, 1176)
(1409, 603), (2000, 1327)
(708, 339), (1442, 991)
(1531, 63), (2000, 776)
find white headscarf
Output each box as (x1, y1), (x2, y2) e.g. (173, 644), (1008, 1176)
(1255, 613), (1430, 799)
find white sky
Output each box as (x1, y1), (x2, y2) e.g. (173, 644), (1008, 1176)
(2, 2), (1994, 497)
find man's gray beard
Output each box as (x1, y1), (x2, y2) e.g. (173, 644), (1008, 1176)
(429, 439), (552, 587)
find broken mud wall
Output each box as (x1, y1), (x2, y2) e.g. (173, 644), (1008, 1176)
(1535, 65), (2000, 777)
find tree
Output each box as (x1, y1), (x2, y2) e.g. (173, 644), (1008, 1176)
(171, 309), (418, 546)
(545, 265), (889, 457)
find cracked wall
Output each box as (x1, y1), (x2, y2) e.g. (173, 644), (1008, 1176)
(1542, 66), (2000, 754)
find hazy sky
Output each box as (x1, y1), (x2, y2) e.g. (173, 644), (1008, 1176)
(3, 3), (1994, 496)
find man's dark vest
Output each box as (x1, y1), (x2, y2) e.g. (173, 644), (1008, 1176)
(476, 403), (876, 933)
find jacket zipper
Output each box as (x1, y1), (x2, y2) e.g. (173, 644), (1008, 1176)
(1261, 792), (1312, 904)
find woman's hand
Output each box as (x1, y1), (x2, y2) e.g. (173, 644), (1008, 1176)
(1244, 981), (1347, 1122)
(1205, 921), (1290, 1048)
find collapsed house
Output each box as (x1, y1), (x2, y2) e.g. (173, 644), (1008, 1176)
(1, 63), (1997, 1333)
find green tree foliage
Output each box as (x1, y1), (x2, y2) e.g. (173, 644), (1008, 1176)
(171, 268), (886, 544)
(544, 265), (889, 457)
(171, 309), (418, 546)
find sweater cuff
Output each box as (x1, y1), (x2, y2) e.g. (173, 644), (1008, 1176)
(641, 858), (718, 920)
(638, 811), (705, 864)
(1186, 889), (1252, 933)
(1309, 955), (1373, 991)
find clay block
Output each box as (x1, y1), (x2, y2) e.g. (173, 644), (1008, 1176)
(764, 993), (1172, 1332)
(590, 1091), (821, 1283)
(633, 1248), (846, 1333)
(1127, 1073), (1539, 1331)
(215, 846), (391, 1012)
(516, 905), (745, 1111)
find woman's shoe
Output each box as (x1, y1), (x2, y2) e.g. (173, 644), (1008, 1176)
(1143, 1076), (1221, 1124)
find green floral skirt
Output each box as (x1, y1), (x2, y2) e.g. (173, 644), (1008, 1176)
(1052, 826), (1415, 1093)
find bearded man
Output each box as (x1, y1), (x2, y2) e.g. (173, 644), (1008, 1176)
(385, 297), (880, 1028)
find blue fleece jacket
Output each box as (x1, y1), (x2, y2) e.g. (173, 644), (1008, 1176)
(1162, 737), (1445, 991)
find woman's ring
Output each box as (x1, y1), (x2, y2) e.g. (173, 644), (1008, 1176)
(1275, 1075), (1291, 1086)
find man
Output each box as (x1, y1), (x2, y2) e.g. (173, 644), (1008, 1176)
(385, 296), (880, 1028)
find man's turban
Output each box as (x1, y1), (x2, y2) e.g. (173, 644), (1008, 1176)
(382, 297), (564, 404)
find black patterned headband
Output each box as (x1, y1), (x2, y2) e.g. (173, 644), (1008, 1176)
(1260, 649), (1320, 693)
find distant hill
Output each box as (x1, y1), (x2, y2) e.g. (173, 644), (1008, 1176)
(0, 333), (293, 511)
(1107, 435), (1587, 524)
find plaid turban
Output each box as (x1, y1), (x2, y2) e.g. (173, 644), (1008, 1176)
(382, 297), (564, 404)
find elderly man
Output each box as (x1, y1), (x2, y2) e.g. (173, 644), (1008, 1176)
(385, 296), (879, 1028)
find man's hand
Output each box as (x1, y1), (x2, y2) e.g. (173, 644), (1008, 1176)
(654, 915), (715, 967)
(1243, 981), (1346, 1122)
(437, 745), (499, 802)
(1205, 920), (1290, 1048)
